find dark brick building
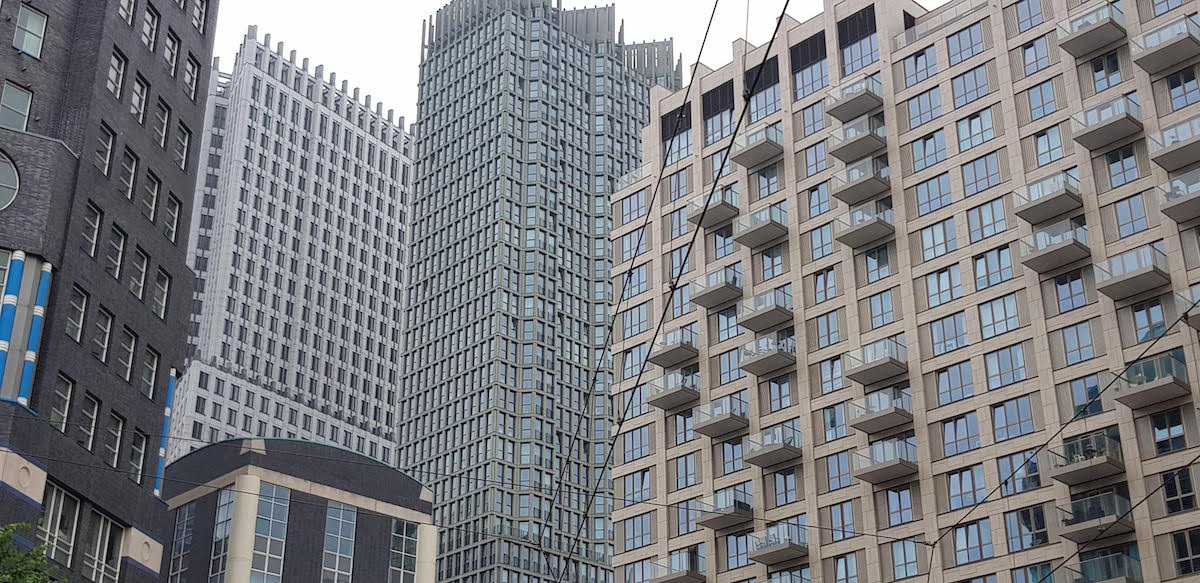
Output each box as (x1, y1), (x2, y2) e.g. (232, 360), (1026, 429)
(0, 0), (217, 580)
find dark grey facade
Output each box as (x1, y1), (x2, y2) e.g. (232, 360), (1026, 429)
(0, 0), (217, 581)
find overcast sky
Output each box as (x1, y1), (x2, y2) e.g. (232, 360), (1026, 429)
(214, 0), (939, 124)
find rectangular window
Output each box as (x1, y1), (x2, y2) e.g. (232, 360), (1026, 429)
(774, 469), (798, 506)
(824, 403), (848, 442)
(921, 218), (957, 261)
(962, 152), (1002, 196)
(809, 183), (830, 218)
(704, 86), (735, 145)
(1132, 298), (1166, 342)
(1092, 51), (1122, 93)
(102, 412), (124, 468)
(674, 409), (695, 445)
(952, 65), (991, 107)
(916, 173), (952, 215)
(985, 343), (1027, 389)
(768, 376), (791, 412)
(904, 45), (938, 86)
(820, 357), (844, 394)
(948, 464), (986, 510)
(1035, 126), (1065, 166)
(993, 395), (1036, 441)
(912, 131), (947, 173)
(174, 123), (192, 170)
(1107, 145), (1139, 188)
(622, 426), (649, 463)
(1014, 563), (1053, 583)
(888, 487), (914, 526)
(757, 164), (781, 199)
(827, 451), (852, 490)
(1168, 68), (1200, 111)
(117, 149), (139, 199)
(82, 511), (124, 582)
(13, 5), (47, 58)
(793, 33), (829, 99)
(618, 190), (646, 226)
(926, 265), (962, 308)
(866, 244), (890, 282)
(623, 264), (649, 300)
(937, 361), (974, 406)
(66, 286), (89, 342)
(998, 450), (1041, 496)
(1153, 408), (1187, 454)
(95, 124), (116, 175)
(908, 88), (942, 129)
(1070, 374), (1102, 417)
(1004, 505), (1049, 551)
(116, 328), (137, 381)
(675, 500), (700, 536)
(164, 31), (180, 75)
(1062, 321), (1094, 365)
(815, 266), (836, 304)
(723, 438), (745, 474)
(1023, 37), (1050, 75)
(979, 293), (1019, 339)
(719, 349), (746, 383)
(321, 502), (356, 582)
(835, 552), (859, 583)
(48, 374), (73, 433)
(1175, 527), (1200, 575)
(746, 59), (782, 122)
(139, 347), (159, 399)
(250, 484), (289, 581)
(948, 22), (984, 65)
(104, 227), (126, 280)
(152, 100), (171, 147)
(1017, 0), (1044, 31)
(619, 229), (646, 263)
(717, 305), (743, 343)
(802, 102), (824, 137)
(674, 453), (697, 489)
(1028, 80), (1056, 120)
(1164, 468), (1197, 514)
(805, 142), (827, 177)
(953, 519), (993, 565)
(0, 81), (33, 131)
(106, 50), (128, 97)
(974, 246), (1013, 289)
(967, 197), (1006, 243)
(184, 56), (201, 99)
(714, 225), (735, 259)
(622, 304), (649, 339)
(1055, 271), (1086, 312)
(38, 482), (80, 566)
(868, 289), (895, 328)
(78, 395), (99, 450)
(129, 431), (147, 483)
(92, 309), (113, 362)
(141, 6), (160, 48)
(623, 513), (652, 551)
(815, 311), (840, 348)
(957, 109), (995, 151)
(762, 244), (785, 280)
(164, 195), (181, 242)
(129, 76), (149, 124)
(811, 223), (833, 260)
(839, 8), (879, 75)
(943, 412), (981, 456)
(668, 168), (689, 201)
(152, 269), (171, 318)
(831, 500), (855, 540)
(1115, 193), (1148, 237)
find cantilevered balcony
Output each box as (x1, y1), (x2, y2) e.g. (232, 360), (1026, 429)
(1132, 15), (1200, 74)
(732, 204), (788, 248)
(852, 438), (919, 483)
(1053, 554), (1142, 583)
(1014, 171), (1083, 224)
(648, 551), (706, 583)
(1057, 492), (1134, 543)
(1048, 432), (1125, 485)
(1056, 2), (1126, 58)
(1112, 350), (1190, 409)
(694, 394), (750, 437)
(730, 124), (785, 169)
(848, 387), (913, 433)
(614, 163), (653, 192)
(647, 327), (699, 368)
(834, 205), (894, 248)
(744, 425), (803, 467)
(739, 289), (794, 332)
(1070, 95), (1142, 151)
(748, 523), (809, 565)
(697, 489), (754, 530)
(1018, 219), (1091, 272)
(740, 336), (797, 376)
(1150, 114), (1200, 171)
(825, 75), (884, 121)
(646, 370), (701, 410)
(830, 156), (890, 205)
(829, 115), (887, 162)
(1181, 290), (1200, 330)
(686, 186), (740, 228)
(1158, 169), (1200, 223)
(1093, 243), (1170, 300)
(844, 337), (907, 385)
(689, 265), (743, 309)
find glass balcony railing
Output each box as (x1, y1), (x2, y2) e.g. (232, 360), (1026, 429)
(1132, 14), (1200, 72)
(732, 204), (788, 243)
(1048, 432), (1122, 469)
(740, 336), (797, 361)
(614, 163), (653, 192)
(647, 550), (706, 579)
(835, 205), (894, 235)
(694, 394), (749, 425)
(685, 186), (740, 218)
(1149, 114), (1200, 154)
(1056, 554), (1142, 583)
(1059, 491), (1131, 528)
(749, 522), (809, 552)
(653, 327), (698, 353)
(746, 424), (803, 453)
(1094, 243), (1168, 284)
(852, 438), (918, 471)
(699, 488), (754, 514)
(849, 387), (913, 418)
(844, 337), (907, 370)
(826, 75), (884, 108)
(1013, 170), (1081, 208)
(692, 265), (742, 293)
(733, 124), (784, 153)
(1119, 349), (1188, 389)
(742, 288), (794, 316)
(664, 370), (701, 391)
(893, 0), (987, 50)
(1071, 94), (1140, 131)
(1057, 2), (1125, 38)
(1020, 219), (1089, 254)
(841, 156), (890, 184)
(830, 115), (886, 149)
(1159, 167), (1200, 208)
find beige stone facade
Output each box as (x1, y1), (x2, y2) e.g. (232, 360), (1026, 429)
(608, 0), (1200, 581)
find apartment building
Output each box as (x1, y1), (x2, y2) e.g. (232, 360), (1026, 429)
(610, 0), (1200, 581)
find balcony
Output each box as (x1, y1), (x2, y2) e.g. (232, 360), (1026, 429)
(1093, 243), (1170, 300)
(834, 206), (894, 248)
(1056, 2), (1126, 58)
(688, 266), (743, 309)
(852, 438), (919, 483)
(648, 552), (705, 583)
(1054, 554), (1142, 583)
(1132, 15), (1200, 74)
(686, 186), (740, 228)
(1158, 169), (1200, 223)
(893, 0), (988, 50)
(848, 387), (913, 433)
(843, 337), (908, 385)
(696, 490), (754, 530)
(739, 289), (794, 332)
(732, 205), (788, 248)
(647, 327), (699, 368)
(744, 425), (803, 467)
(740, 336), (797, 376)
(825, 75), (884, 121)
(1057, 492), (1134, 543)
(614, 163), (653, 192)
(1070, 95), (1142, 151)
(730, 124), (785, 169)
(1018, 220), (1091, 272)
(1181, 290), (1200, 330)
(747, 523), (809, 565)
(646, 371), (701, 410)
(1014, 171), (1083, 224)
(1113, 350), (1190, 409)
(1149, 114), (1200, 171)
(830, 157), (891, 205)
(829, 115), (887, 162)
(1048, 433), (1125, 485)
(693, 394), (750, 437)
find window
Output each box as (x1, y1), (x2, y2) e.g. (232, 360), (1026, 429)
(1164, 468), (1197, 514)
(251, 484), (289, 582)
(1092, 51), (1122, 93)
(913, 131), (947, 173)
(1055, 271), (1087, 313)
(719, 349), (745, 383)
(1017, 0), (1044, 31)
(975, 247), (1013, 289)
(152, 100), (172, 148)
(979, 293), (1019, 339)
(141, 6), (160, 48)
(13, 5), (47, 58)
(921, 219), (957, 261)
(66, 286), (89, 341)
(1005, 505), (1049, 551)
(815, 266), (836, 304)
(804, 142), (827, 177)
(622, 426), (649, 463)
(994, 395), (1035, 441)
(321, 503), (356, 582)
(809, 182), (830, 218)
(802, 102), (824, 137)
(116, 328), (136, 381)
(1155, 0), (1183, 15)
(1115, 193), (1148, 237)
(998, 450), (1041, 496)
(952, 65), (990, 107)
(706, 148), (730, 181)
(623, 344), (646, 380)
(174, 123), (192, 170)
(953, 519), (993, 565)
(916, 173), (952, 215)
(815, 311), (840, 348)
(1028, 80), (1056, 120)
(117, 149), (139, 198)
(820, 357), (844, 394)
(1153, 408), (1187, 454)
(102, 412), (123, 467)
(669, 168), (689, 201)
(0, 81), (32, 131)
(747, 68), (781, 122)
(762, 244), (785, 280)
(618, 190), (646, 225)
(671, 286), (691, 318)
(92, 309), (113, 362)
(824, 403), (848, 442)
(775, 469), (798, 505)
(926, 265), (962, 308)
(1023, 37), (1050, 76)
(986, 344), (1027, 389)
(385, 521), (418, 583)
(1132, 298), (1166, 342)
(103, 227), (125, 279)
(834, 552), (859, 583)
(869, 290), (895, 328)
(675, 499), (700, 536)
(191, 0), (208, 31)
(139, 347), (159, 399)
(948, 22), (984, 65)
(674, 453), (697, 489)
(839, 9), (879, 75)
(1176, 527), (1200, 575)
(957, 110), (994, 152)
(831, 500), (855, 540)
(77, 395), (99, 450)
(968, 198), (1006, 243)
(622, 304), (649, 339)
(937, 361), (974, 405)
(866, 244), (890, 282)
(1035, 126), (1064, 166)
(118, 0), (136, 24)
(129, 77), (149, 124)
(887, 487), (914, 525)
(624, 513), (651, 551)
(723, 439), (744, 474)
(95, 124), (116, 175)
(37, 483), (80, 566)
(164, 31), (180, 75)
(129, 431), (147, 483)
(1062, 321), (1094, 365)
(1168, 69), (1200, 111)
(827, 451), (852, 490)
(904, 45), (937, 86)
(1070, 374), (1102, 417)
(794, 34), (829, 99)
(82, 511), (124, 583)
(106, 50), (127, 97)
(944, 413), (980, 456)
(949, 464), (986, 510)
(963, 152), (1001, 196)
(1014, 563), (1053, 583)
(164, 195), (181, 242)
(811, 223), (833, 260)
(1107, 145), (1138, 188)
(619, 229), (646, 262)
(726, 532), (750, 569)
(908, 88), (942, 129)
(757, 164), (780, 198)
(623, 264), (649, 300)
(768, 376), (791, 412)
(674, 409), (695, 444)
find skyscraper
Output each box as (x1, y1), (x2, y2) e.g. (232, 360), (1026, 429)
(398, 0), (680, 580)
(610, 0), (1200, 581)
(0, 0), (217, 580)
(168, 26), (413, 465)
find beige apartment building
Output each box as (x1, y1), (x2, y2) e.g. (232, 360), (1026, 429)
(608, 0), (1200, 581)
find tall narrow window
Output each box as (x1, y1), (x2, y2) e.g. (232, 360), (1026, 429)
(153, 269), (171, 318)
(251, 484), (290, 581)
(209, 488), (235, 580)
(95, 125), (116, 175)
(82, 511), (124, 582)
(37, 483), (80, 566)
(92, 309), (113, 362)
(0, 81), (33, 132)
(129, 431), (147, 483)
(106, 50), (128, 97)
(167, 503), (195, 582)
(322, 502), (357, 582)
(838, 7), (878, 75)
(102, 412), (124, 467)
(141, 6), (160, 49)
(13, 5), (48, 58)
(77, 395), (99, 450)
